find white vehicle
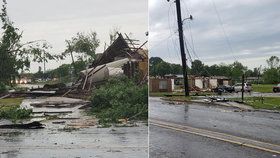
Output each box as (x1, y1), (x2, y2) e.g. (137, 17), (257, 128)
(233, 83), (252, 92)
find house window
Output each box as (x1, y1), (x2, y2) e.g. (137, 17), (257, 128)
(159, 80), (168, 90)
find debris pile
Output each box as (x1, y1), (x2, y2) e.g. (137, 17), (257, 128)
(72, 33), (148, 93)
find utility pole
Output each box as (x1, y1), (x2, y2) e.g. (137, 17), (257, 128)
(175, 0), (189, 96)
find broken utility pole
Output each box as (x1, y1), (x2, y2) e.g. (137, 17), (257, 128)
(174, 0), (189, 96)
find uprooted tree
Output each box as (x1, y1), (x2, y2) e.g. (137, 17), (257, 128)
(0, 0), (61, 85)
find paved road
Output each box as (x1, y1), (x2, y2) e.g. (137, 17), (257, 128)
(0, 97), (148, 158)
(149, 97), (280, 158)
(0, 125), (148, 158)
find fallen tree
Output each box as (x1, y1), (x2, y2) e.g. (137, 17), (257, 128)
(90, 77), (148, 125)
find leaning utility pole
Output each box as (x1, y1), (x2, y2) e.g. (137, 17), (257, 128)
(175, 0), (189, 96)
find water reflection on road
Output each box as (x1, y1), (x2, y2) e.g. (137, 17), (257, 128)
(149, 97), (280, 144)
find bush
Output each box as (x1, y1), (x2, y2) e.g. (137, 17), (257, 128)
(0, 82), (7, 93)
(0, 105), (32, 122)
(90, 77), (148, 124)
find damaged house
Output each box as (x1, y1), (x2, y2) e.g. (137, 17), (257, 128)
(73, 33), (148, 91)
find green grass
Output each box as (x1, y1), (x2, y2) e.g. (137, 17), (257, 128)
(230, 97), (280, 111)
(0, 98), (32, 122)
(252, 84), (275, 93)
(245, 97), (280, 110)
(0, 98), (24, 106)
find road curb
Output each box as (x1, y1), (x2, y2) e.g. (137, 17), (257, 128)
(150, 119), (280, 155)
(161, 97), (280, 114)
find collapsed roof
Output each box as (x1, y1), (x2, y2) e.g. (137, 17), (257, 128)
(91, 33), (144, 68)
(74, 33), (148, 90)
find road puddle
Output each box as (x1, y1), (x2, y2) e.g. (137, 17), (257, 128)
(0, 97), (148, 157)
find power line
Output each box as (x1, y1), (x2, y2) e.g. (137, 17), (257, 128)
(183, 35), (193, 63)
(211, 0), (237, 61)
(168, 2), (181, 61)
(149, 32), (176, 50)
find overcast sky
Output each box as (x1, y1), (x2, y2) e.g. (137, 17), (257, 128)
(3, 0), (147, 72)
(149, 0), (280, 69)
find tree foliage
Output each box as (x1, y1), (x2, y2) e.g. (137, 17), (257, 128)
(262, 68), (280, 84)
(109, 27), (120, 45)
(266, 56), (279, 69)
(149, 57), (255, 83)
(33, 60), (86, 82)
(263, 56), (280, 84)
(0, 0), (60, 84)
(90, 77), (148, 124)
(149, 57), (185, 77)
(62, 31), (99, 76)
(63, 31), (100, 63)
(191, 60), (205, 76)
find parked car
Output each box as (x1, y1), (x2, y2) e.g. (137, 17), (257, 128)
(212, 85), (235, 93)
(233, 83), (252, 92)
(273, 83), (280, 93)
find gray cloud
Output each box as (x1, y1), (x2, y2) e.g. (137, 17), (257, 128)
(3, 0), (148, 72)
(149, 0), (280, 69)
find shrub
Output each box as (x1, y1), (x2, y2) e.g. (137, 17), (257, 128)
(90, 77), (148, 124)
(0, 105), (32, 122)
(0, 82), (7, 93)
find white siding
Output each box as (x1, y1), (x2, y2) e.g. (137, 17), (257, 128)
(209, 79), (218, 88)
(195, 79), (203, 89)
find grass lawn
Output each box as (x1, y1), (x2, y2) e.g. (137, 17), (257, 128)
(0, 98), (24, 106)
(231, 97), (280, 110)
(0, 98), (31, 122)
(252, 84), (275, 93)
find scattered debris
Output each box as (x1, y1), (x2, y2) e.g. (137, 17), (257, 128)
(208, 96), (229, 102)
(58, 127), (79, 132)
(0, 121), (45, 129)
(52, 121), (66, 124)
(71, 33), (148, 93)
(0, 94), (10, 99)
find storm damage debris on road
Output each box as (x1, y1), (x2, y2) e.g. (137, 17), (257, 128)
(0, 121), (45, 129)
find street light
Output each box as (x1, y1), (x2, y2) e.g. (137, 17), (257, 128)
(182, 15), (193, 23)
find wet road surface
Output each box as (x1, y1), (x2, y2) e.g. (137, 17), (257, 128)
(149, 97), (280, 157)
(0, 97), (148, 158)
(150, 125), (278, 158)
(0, 125), (148, 158)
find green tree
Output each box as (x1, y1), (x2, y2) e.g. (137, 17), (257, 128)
(262, 56), (280, 84)
(266, 56), (279, 69)
(170, 63), (182, 74)
(149, 57), (163, 76)
(191, 60), (204, 76)
(245, 69), (254, 77)
(0, 0), (59, 84)
(90, 77), (148, 124)
(155, 61), (171, 77)
(252, 67), (260, 77)
(62, 31), (99, 75)
(262, 68), (280, 84)
(230, 61), (247, 82)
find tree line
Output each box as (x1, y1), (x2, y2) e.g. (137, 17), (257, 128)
(149, 56), (280, 84)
